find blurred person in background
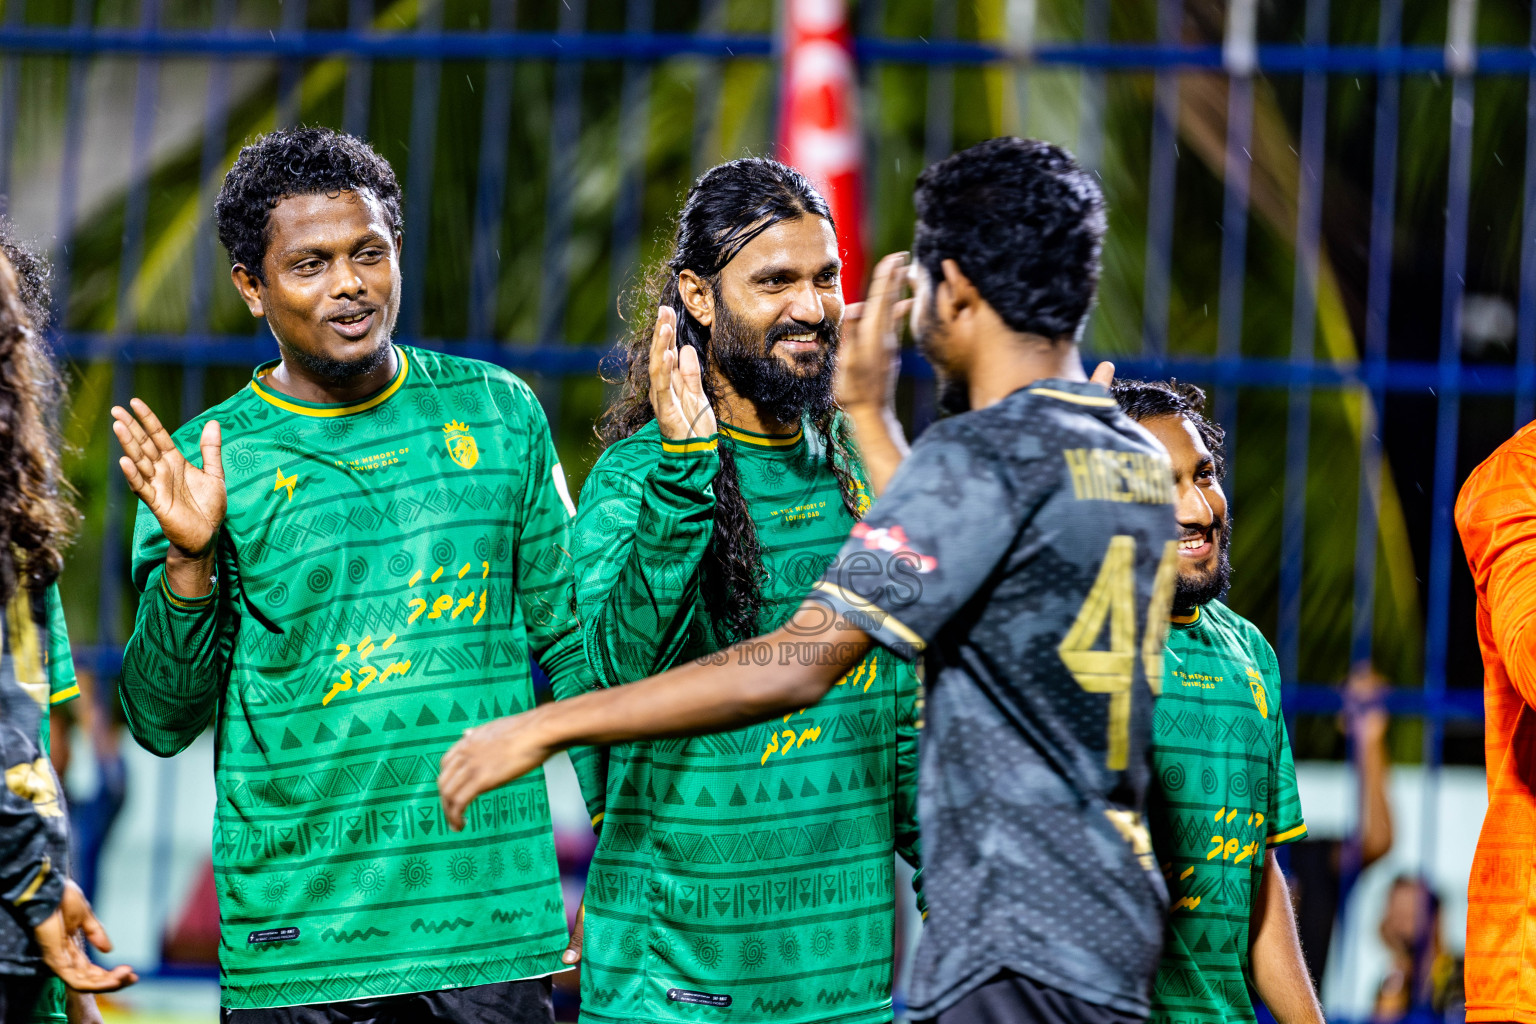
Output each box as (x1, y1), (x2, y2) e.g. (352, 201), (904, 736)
(0, 219), (111, 1024)
(1372, 876), (1464, 1024)
(112, 127), (585, 1023)
(0, 243), (135, 1019)
(1284, 666), (1395, 992)
(557, 157), (924, 1023)
(44, 668), (125, 909)
(1112, 379), (1321, 1024)
(1455, 417), (1536, 1023)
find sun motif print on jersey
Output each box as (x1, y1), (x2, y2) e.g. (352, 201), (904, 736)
(119, 346), (583, 1010)
(570, 418), (924, 1024)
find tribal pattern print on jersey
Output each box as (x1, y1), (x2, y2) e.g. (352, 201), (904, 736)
(814, 379), (1178, 1019)
(569, 418), (923, 1024)
(120, 347), (584, 1009)
(1147, 600), (1306, 1024)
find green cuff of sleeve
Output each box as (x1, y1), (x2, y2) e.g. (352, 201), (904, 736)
(159, 569), (217, 610)
(659, 435), (719, 455)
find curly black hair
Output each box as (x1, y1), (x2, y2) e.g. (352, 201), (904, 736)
(913, 136), (1106, 340)
(601, 158), (862, 642)
(0, 249), (74, 602)
(1110, 377), (1227, 478)
(0, 216), (52, 335)
(214, 127), (403, 282)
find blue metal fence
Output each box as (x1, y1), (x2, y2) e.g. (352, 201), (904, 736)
(0, 0), (1517, 987)
(0, 9), (1506, 674)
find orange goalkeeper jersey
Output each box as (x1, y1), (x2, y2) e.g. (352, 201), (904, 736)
(1457, 419), (1536, 1023)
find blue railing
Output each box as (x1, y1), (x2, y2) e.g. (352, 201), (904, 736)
(2, 0), (1514, 1010)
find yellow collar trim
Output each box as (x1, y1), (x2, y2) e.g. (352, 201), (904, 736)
(1028, 385), (1117, 408)
(720, 424), (804, 448)
(250, 350), (409, 418)
(1170, 607), (1201, 626)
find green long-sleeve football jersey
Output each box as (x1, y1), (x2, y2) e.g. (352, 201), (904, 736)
(570, 419), (923, 1024)
(120, 347), (583, 1010)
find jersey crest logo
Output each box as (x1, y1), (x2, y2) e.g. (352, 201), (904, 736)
(273, 468), (299, 502)
(443, 421), (480, 469)
(1247, 667), (1268, 718)
(850, 522), (937, 572)
(852, 479), (871, 517)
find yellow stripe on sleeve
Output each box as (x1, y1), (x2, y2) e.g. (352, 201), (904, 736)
(811, 582), (926, 652)
(660, 438), (719, 454)
(1270, 822), (1309, 845)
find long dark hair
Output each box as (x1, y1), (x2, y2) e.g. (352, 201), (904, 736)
(600, 158), (863, 642)
(0, 250), (74, 604)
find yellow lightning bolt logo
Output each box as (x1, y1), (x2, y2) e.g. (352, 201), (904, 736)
(274, 468), (298, 502)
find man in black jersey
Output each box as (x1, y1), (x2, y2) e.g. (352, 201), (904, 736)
(439, 137), (1180, 1024)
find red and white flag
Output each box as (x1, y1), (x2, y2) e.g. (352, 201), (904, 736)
(778, 0), (866, 300)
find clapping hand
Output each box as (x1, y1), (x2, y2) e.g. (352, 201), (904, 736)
(649, 306), (716, 441)
(836, 252), (911, 416)
(111, 398), (226, 560)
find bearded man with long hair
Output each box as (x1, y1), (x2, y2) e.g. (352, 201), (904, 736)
(556, 158), (923, 1024)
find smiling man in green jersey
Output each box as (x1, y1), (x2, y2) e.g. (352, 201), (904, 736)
(111, 128), (582, 1023)
(555, 159), (923, 1024)
(1112, 379), (1322, 1024)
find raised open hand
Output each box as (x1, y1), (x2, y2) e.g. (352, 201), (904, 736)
(649, 305), (716, 441)
(837, 252), (911, 415)
(111, 398), (226, 558)
(34, 880), (137, 993)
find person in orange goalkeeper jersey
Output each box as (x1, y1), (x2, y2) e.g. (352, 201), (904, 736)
(1456, 419), (1536, 1024)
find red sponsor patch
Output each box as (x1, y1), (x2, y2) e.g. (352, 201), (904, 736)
(850, 522), (938, 572)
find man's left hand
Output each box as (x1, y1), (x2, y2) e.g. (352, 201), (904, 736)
(438, 712), (554, 831)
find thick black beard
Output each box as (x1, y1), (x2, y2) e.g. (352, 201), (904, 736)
(279, 332), (393, 384)
(1173, 510), (1233, 613)
(711, 300), (839, 425)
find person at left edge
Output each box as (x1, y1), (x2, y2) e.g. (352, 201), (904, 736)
(0, 217), (107, 1024)
(0, 247), (137, 1021)
(112, 128), (586, 1024)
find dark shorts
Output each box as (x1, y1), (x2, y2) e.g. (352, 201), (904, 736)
(0, 974), (45, 1024)
(914, 971), (1145, 1024)
(219, 977), (554, 1024)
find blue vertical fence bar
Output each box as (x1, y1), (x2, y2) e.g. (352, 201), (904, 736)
(607, 0), (654, 344)
(0, 0), (25, 205)
(1214, 0), (1255, 465)
(690, 0), (725, 179)
(45, 0), (95, 333)
(1350, 0), (1402, 667)
(1075, 0), (1108, 174)
(1518, 5), (1536, 430)
(468, 0), (519, 343)
(538, 0), (588, 352)
(1423, 0), (1478, 888)
(1277, 0), (1329, 684)
(1140, 0), (1180, 358)
(400, 0), (444, 342)
(343, 0), (373, 137)
(185, 0), (236, 342)
(275, 0), (309, 129)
